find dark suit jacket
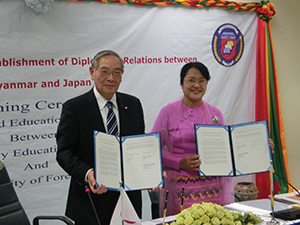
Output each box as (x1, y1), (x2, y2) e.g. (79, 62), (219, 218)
(56, 89), (145, 225)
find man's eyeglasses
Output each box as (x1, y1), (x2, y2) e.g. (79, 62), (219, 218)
(96, 69), (123, 78)
(185, 78), (207, 86)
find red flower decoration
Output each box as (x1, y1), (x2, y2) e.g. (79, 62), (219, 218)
(257, 2), (276, 21)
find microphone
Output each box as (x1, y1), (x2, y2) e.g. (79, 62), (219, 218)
(180, 187), (185, 212)
(162, 190), (169, 225)
(274, 171), (300, 196)
(85, 185), (102, 225)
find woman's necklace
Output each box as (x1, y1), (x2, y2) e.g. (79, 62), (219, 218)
(184, 103), (204, 126)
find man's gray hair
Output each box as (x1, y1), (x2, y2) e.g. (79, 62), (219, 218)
(91, 50), (124, 69)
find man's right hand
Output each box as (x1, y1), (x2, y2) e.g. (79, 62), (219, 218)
(87, 170), (107, 194)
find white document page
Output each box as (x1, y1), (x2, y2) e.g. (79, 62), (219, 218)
(196, 125), (233, 176)
(231, 122), (271, 175)
(94, 131), (121, 190)
(94, 132), (163, 191)
(195, 121), (271, 176)
(122, 133), (163, 191)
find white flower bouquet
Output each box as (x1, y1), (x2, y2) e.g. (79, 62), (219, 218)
(167, 202), (262, 225)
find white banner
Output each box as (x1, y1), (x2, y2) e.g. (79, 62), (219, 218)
(0, 0), (257, 222)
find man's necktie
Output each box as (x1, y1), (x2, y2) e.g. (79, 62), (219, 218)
(106, 101), (119, 136)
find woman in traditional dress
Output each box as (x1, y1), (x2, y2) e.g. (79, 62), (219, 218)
(151, 62), (234, 216)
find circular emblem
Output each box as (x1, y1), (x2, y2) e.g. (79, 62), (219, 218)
(211, 23), (244, 67)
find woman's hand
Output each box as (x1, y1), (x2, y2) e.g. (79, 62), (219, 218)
(269, 138), (275, 153)
(149, 171), (167, 192)
(179, 155), (201, 171)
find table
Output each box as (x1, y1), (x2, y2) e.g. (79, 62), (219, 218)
(142, 199), (300, 225)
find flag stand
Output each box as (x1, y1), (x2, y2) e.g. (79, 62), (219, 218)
(110, 181), (142, 225)
(119, 181), (124, 225)
(267, 160), (280, 225)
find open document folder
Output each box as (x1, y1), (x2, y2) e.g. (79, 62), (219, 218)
(274, 191), (300, 205)
(110, 187), (142, 225)
(195, 120), (272, 176)
(94, 131), (164, 191)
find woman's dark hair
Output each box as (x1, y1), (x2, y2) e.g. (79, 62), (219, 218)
(180, 62), (211, 84)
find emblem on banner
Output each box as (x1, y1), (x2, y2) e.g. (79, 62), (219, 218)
(211, 23), (244, 67)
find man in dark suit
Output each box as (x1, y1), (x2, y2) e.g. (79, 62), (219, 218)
(56, 50), (145, 225)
